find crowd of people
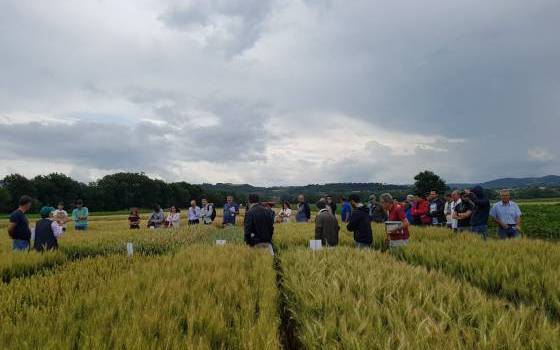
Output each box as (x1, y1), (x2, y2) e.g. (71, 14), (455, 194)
(6, 187), (523, 252)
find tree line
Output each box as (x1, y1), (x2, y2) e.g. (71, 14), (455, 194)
(0, 173), (242, 213)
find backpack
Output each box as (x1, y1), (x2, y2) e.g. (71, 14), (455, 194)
(210, 204), (217, 221)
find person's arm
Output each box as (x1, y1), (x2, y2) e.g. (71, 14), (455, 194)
(346, 212), (357, 232)
(52, 221), (64, 238)
(305, 203), (311, 221)
(315, 216), (324, 240)
(244, 211), (253, 244)
(83, 208), (89, 220)
(515, 205), (522, 230)
(72, 209), (78, 221)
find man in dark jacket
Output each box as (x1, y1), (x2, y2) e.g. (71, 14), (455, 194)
(244, 194), (274, 247)
(467, 186), (491, 240)
(368, 194), (388, 223)
(427, 191), (446, 226)
(315, 200), (340, 246)
(347, 194), (373, 248)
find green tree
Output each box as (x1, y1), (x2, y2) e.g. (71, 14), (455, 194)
(413, 171), (448, 197)
(1, 174), (36, 209)
(0, 187), (12, 212)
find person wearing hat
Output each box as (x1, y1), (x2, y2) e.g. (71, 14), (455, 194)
(34, 206), (64, 252)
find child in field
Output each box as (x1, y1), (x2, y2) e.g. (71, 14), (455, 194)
(129, 208), (141, 229)
(53, 202), (70, 232)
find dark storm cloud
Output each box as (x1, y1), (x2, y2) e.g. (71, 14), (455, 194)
(0, 0), (558, 185)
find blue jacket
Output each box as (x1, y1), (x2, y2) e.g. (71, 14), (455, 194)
(341, 201), (352, 222)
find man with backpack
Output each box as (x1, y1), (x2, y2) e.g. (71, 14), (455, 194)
(201, 198), (216, 225)
(8, 195), (33, 251)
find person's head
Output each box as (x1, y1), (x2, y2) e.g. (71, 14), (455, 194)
(18, 195), (33, 212)
(340, 196), (347, 203)
(57, 202), (64, 210)
(500, 189), (511, 203)
(201, 198), (208, 206)
(283, 201), (291, 209)
(406, 195), (414, 203)
(348, 194), (361, 208)
(248, 194), (260, 204)
(380, 193), (394, 211)
(39, 206), (55, 219)
(451, 190), (461, 201)
(369, 194), (377, 203)
(325, 195), (333, 204)
(298, 194), (305, 203)
(226, 195), (234, 204)
(190, 200), (197, 208)
(154, 204), (161, 212)
(444, 193), (452, 201)
(316, 199), (327, 211)
(427, 191), (438, 201)
(75, 199), (83, 208)
(131, 207), (139, 215)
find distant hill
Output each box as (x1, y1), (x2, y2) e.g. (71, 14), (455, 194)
(450, 175), (560, 189)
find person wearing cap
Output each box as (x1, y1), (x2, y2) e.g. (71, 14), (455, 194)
(34, 206), (64, 252)
(315, 199), (340, 246)
(72, 199), (89, 231)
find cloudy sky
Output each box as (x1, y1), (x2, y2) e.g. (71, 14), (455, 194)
(0, 0), (558, 186)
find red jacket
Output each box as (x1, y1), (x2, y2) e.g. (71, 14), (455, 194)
(412, 199), (431, 225)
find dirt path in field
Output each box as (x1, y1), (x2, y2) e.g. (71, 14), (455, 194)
(274, 253), (302, 350)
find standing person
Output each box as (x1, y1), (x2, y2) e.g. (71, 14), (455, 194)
(279, 202), (292, 223)
(128, 208), (141, 229)
(467, 186), (491, 240)
(427, 191), (445, 226)
(166, 206), (181, 228)
(368, 194), (388, 223)
(200, 198), (216, 225)
(223, 195), (239, 227)
(71, 199), (89, 231)
(404, 195), (415, 224)
(346, 194), (373, 248)
(296, 195), (311, 223)
(187, 200), (201, 225)
(411, 194), (430, 225)
(380, 193), (410, 248)
(7, 195), (33, 251)
(443, 193), (454, 228)
(449, 191), (462, 232)
(453, 191), (474, 233)
(315, 200), (340, 246)
(33, 207), (64, 252)
(147, 204), (165, 229)
(490, 189), (522, 240)
(340, 197), (352, 223)
(244, 194), (274, 248)
(53, 202), (70, 232)
(325, 195), (337, 218)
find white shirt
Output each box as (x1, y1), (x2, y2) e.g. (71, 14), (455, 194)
(280, 208), (292, 223)
(166, 213), (181, 228)
(53, 209), (69, 228)
(450, 199), (461, 229)
(188, 207), (201, 221)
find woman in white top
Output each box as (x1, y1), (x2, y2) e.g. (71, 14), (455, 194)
(165, 206), (181, 228)
(279, 201), (293, 223)
(188, 200), (201, 225)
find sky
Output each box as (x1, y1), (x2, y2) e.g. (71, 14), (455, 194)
(0, 0), (558, 186)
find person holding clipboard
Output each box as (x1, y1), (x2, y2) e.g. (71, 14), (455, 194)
(380, 193), (410, 249)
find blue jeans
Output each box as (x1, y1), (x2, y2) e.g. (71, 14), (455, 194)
(471, 225), (488, 240)
(12, 239), (30, 251)
(498, 225), (519, 240)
